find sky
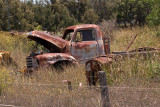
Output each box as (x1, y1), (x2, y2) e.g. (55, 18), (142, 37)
(21, 0), (41, 3)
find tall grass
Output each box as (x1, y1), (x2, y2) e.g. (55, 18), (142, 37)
(0, 66), (103, 107)
(111, 26), (160, 52)
(0, 67), (11, 95)
(0, 26), (160, 106)
(108, 54), (160, 86)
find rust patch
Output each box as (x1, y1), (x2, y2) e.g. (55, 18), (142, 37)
(85, 57), (112, 86)
(29, 31), (67, 49)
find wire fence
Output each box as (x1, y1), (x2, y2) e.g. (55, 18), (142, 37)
(0, 71), (160, 107)
(0, 103), (24, 107)
(0, 81), (160, 107)
(1, 81), (160, 92)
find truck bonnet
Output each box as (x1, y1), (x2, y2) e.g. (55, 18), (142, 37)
(28, 31), (67, 52)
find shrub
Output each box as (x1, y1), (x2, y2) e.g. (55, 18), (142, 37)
(34, 25), (43, 31)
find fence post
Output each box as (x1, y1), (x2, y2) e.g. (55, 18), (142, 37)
(63, 80), (72, 91)
(68, 81), (72, 91)
(99, 71), (110, 107)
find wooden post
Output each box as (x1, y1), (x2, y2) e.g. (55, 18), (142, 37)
(68, 81), (72, 91)
(99, 71), (110, 107)
(62, 80), (72, 91)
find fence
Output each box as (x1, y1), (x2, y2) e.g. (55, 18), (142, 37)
(0, 71), (160, 107)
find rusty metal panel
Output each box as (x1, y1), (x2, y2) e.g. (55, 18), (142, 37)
(85, 56), (112, 86)
(66, 24), (103, 39)
(111, 47), (160, 60)
(97, 40), (106, 55)
(36, 53), (78, 65)
(26, 56), (38, 69)
(28, 31), (67, 49)
(112, 47), (160, 55)
(66, 24), (99, 30)
(71, 41), (99, 60)
(94, 57), (112, 64)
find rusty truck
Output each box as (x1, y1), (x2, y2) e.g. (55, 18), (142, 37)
(26, 24), (112, 85)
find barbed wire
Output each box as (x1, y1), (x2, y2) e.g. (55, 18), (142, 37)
(0, 103), (24, 107)
(108, 86), (160, 91)
(2, 82), (160, 92)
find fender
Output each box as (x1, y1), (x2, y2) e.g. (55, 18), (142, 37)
(36, 53), (78, 67)
(85, 56), (112, 86)
(85, 56), (112, 71)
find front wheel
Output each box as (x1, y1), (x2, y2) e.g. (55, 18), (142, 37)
(53, 61), (75, 72)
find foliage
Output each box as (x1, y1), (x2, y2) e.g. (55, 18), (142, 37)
(116, 0), (152, 27)
(50, 2), (77, 31)
(0, 31), (36, 53)
(81, 9), (99, 24)
(0, 0), (119, 31)
(91, 0), (119, 21)
(147, 0), (160, 26)
(0, 0), (160, 31)
(34, 25), (43, 31)
(0, 0), (36, 31)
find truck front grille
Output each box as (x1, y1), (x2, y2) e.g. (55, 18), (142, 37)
(26, 56), (38, 69)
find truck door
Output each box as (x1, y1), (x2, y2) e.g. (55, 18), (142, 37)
(71, 28), (99, 61)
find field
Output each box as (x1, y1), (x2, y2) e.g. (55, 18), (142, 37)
(0, 26), (160, 107)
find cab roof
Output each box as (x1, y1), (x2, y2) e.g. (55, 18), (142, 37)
(66, 24), (99, 30)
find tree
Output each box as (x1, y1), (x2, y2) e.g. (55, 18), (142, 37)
(50, 2), (77, 31)
(116, 0), (152, 27)
(135, 0), (152, 26)
(0, 0), (36, 31)
(0, 0), (7, 30)
(65, 0), (92, 23)
(50, 0), (57, 4)
(91, 0), (119, 21)
(147, 0), (160, 26)
(81, 9), (99, 24)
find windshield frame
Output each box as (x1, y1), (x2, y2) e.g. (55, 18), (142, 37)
(62, 29), (74, 41)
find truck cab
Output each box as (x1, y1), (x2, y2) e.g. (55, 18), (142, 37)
(63, 24), (106, 62)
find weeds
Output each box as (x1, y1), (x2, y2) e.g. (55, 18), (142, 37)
(111, 26), (160, 51)
(0, 26), (160, 106)
(0, 67), (11, 95)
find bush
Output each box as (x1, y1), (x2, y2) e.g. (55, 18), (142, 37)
(34, 25), (43, 31)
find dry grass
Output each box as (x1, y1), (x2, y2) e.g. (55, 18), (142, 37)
(111, 26), (160, 52)
(0, 64), (160, 107)
(0, 66), (102, 107)
(0, 26), (160, 107)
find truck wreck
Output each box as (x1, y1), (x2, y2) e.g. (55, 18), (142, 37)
(26, 24), (160, 86)
(26, 24), (112, 85)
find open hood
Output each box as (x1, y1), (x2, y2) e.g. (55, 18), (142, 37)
(28, 31), (67, 52)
